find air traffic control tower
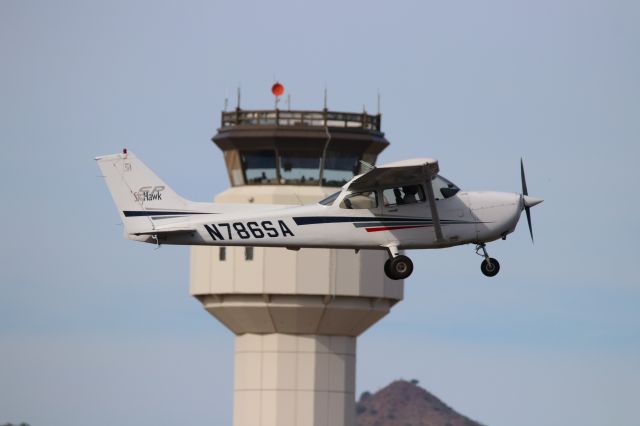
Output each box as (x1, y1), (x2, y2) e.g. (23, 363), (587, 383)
(190, 106), (404, 426)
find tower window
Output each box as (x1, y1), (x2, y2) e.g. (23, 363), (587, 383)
(245, 247), (254, 261)
(241, 150), (278, 184)
(323, 152), (360, 186)
(219, 247), (226, 261)
(279, 153), (320, 185)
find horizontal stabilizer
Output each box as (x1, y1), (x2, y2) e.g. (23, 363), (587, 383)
(133, 227), (197, 236)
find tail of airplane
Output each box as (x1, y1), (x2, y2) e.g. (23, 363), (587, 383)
(95, 150), (206, 237)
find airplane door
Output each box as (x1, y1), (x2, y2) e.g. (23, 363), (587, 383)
(381, 184), (429, 218)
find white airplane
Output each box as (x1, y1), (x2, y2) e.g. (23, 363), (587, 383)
(96, 150), (542, 280)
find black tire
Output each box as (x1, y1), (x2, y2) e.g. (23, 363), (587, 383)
(384, 258), (393, 278)
(386, 255), (414, 280)
(481, 258), (500, 277)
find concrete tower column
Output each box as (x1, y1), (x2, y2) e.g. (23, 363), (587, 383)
(233, 334), (356, 426)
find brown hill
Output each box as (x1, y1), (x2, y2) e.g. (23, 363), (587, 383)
(356, 380), (486, 426)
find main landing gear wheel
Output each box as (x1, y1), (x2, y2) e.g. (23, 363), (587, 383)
(384, 258), (393, 278)
(384, 255), (414, 280)
(480, 258), (500, 277)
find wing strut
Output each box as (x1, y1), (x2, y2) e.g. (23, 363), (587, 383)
(424, 175), (444, 242)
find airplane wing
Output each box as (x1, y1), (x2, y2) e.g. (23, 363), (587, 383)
(347, 158), (439, 191)
(348, 158), (444, 242)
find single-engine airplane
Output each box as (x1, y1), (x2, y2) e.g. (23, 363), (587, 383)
(96, 150), (542, 280)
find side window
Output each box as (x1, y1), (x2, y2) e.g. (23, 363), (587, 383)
(382, 185), (425, 206)
(339, 191), (378, 209)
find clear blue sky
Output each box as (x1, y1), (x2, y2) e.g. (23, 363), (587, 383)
(1, 1), (639, 425)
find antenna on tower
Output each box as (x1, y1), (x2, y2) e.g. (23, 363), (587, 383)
(377, 90), (381, 115)
(224, 98), (229, 112)
(323, 86), (328, 110)
(272, 82), (284, 109)
(236, 86), (241, 110)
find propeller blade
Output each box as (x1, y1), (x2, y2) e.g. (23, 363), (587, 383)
(521, 158), (534, 243)
(520, 158), (528, 196)
(525, 206), (533, 243)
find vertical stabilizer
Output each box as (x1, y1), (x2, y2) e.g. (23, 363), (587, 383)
(95, 151), (193, 236)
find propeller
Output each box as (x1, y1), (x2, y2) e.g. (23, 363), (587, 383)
(520, 158), (543, 243)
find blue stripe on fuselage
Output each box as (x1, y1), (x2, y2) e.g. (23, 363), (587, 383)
(123, 210), (211, 217)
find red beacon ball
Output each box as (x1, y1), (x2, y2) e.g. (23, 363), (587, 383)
(271, 82), (284, 97)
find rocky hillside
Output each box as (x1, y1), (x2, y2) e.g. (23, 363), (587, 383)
(356, 380), (485, 426)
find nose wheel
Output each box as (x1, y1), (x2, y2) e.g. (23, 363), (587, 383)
(476, 244), (500, 277)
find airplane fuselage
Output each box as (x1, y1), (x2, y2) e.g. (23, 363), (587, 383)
(151, 191), (523, 251)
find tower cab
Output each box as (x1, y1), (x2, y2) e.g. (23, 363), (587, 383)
(213, 109), (389, 190)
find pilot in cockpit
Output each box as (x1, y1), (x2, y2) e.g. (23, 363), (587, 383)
(402, 185), (419, 204)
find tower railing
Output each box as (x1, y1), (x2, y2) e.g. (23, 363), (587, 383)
(221, 109), (381, 132)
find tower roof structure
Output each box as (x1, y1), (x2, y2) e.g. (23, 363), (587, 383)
(212, 109), (389, 187)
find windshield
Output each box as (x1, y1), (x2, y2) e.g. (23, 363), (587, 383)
(431, 175), (460, 199)
(318, 191), (341, 206)
(339, 191), (378, 209)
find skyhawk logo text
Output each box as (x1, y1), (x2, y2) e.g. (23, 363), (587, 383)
(134, 186), (165, 202)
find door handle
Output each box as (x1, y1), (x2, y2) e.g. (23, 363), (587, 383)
(388, 208), (398, 212)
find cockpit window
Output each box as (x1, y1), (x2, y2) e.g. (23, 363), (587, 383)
(431, 175), (460, 199)
(318, 191), (341, 206)
(339, 191), (378, 209)
(382, 185), (426, 206)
